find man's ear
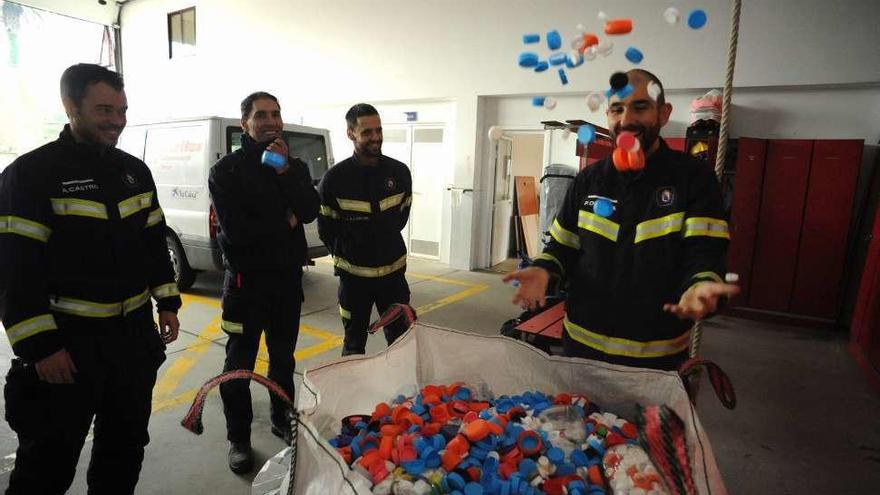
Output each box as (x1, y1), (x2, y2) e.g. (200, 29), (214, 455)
(240, 118), (249, 135)
(347, 127), (355, 141)
(658, 102), (673, 127)
(61, 96), (76, 119)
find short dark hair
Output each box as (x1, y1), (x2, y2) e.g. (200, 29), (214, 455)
(628, 68), (665, 106)
(60, 63), (124, 107)
(240, 91), (279, 120)
(345, 103), (379, 129)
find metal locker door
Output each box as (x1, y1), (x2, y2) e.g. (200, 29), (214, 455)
(790, 140), (863, 318)
(726, 137), (767, 306)
(748, 139), (813, 312)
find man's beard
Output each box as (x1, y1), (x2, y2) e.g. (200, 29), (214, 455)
(359, 142), (382, 157)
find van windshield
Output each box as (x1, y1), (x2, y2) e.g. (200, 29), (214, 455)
(227, 127), (329, 180)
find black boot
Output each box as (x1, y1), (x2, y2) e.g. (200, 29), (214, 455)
(227, 441), (253, 474)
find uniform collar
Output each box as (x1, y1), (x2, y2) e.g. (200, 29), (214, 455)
(57, 124), (113, 158)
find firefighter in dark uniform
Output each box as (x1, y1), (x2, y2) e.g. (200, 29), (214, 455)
(0, 64), (181, 494)
(317, 104), (413, 356)
(505, 69), (740, 370)
(208, 92), (319, 473)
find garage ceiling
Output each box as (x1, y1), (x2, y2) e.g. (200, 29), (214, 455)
(10, 0), (119, 26)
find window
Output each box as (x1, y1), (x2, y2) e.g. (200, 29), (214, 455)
(226, 127), (330, 181)
(167, 7), (196, 58)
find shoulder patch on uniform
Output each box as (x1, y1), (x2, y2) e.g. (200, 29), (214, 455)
(122, 171), (139, 188)
(384, 177), (396, 191)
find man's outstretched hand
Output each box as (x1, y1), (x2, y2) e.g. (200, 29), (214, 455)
(663, 282), (740, 320)
(502, 267), (550, 311)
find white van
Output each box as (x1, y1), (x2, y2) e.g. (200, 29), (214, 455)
(118, 116), (334, 289)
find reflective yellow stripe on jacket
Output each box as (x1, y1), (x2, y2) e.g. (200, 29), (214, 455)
(221, 320), (243, 334)
(118, 192), (153, 219)
(683, 217), (730, 240)
(550, 219), (580, 249)
(50, 198), (109, 220)
(564, 317), (691, 358)
(151, 283), (180, 300)
(0, 215), (51, 242)
(339, 305), (352, 320)
(379, 192), (406, 211)
(336, 198), (372, 213)
(319, 205), (341, 219)
(333, 254), (407, 278)
(634, 212), (685, 243)
(49, 289), (151, 318)
(534, 253), (565, 276)
(145, 207), (164, 228)
(5, 314), (57, 345)
(577, 210), (619, 242)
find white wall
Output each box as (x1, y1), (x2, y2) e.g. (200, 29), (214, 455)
(117, 0), (880, 269)
(15, 0), (119, 26)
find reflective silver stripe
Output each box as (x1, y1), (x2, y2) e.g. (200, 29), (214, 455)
(337, 198), (372, 213)
(118, 192), (154, 219)
(379, 192), (406, 211)
(683, 217), (730, 240)
(145, 207), (164, 227)
(339, 305), (352, 320)
(0, 215), (51, 242)
(151, 283), (180, 300)
(534, 252), (565, 275)
(634, 212), (685, 243)
(402, 195), (413, 208)
(50, 198), (108, 219)
(577, 210), (619, 242)
(49, 289), (151, 318)
(333, 254), (407, 278)
(6, 314), (57, 345)
(221, 320), (243, 333)
(320, 205), (341, 219)
(549, 219), (580, 249)
(564, 317), (692, 358)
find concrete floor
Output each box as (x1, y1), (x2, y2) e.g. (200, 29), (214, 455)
(1, 256), (879, 494)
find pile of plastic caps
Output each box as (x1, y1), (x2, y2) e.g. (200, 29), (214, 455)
(327, 383), (669, 495)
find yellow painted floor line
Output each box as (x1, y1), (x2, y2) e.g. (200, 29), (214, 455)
(415, 283), (489, 316)
(153, 315), (222, 400)
(407, 272), (479, 287)
(180, 293), (221, 308)
(254, 325), (343, 375)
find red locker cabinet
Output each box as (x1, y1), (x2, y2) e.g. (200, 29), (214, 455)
(790, 140), (863, 318)
(727, 138), (767, 306)
(850, 205), (880, 392)
(748, 140), (814, 312)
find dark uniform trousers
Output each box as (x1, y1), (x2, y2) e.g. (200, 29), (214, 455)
(219, 269), (302, 443)
(338, 271), (411, 356)
(3, 308), (166, 495)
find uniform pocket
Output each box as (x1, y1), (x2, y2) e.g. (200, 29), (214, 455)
(4, 359), (52, 436)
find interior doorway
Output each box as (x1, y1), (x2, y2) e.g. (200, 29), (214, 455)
(488, 131), (546, 271)
(382, 124), (450, 259)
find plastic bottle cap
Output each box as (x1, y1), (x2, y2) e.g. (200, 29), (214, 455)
(604, 18), (633, 35)
(597, 40), (614, 56)
(594, 198), (614, 218)
(464, 482), (484, 495)
(597, 11), (608, 21)
(522, 33), (540, 44)
(616, 84), (634, 100)
(534, 61), (550, 73)
(577, 125), (596, 145)
(546, 30), (562, 50)
(616, 131), (638, 152)
(543, 97), (558, 110)
(557, 69), (569, 86)
(261, 150), (287, 169)
(725, 272), (740, 283)
(586, 92), (604, 112)
(549, 53), (567, 66)
(583, 46), (597, 61)
(531, 96), (546, 107)
(664, 7), (681, 24)
(518, 52), (540, 68)
(625, 46), (644, 64)
(546, 446), (565, 464)
(609, 72), (629, 91)
(688, 9), (708, 29)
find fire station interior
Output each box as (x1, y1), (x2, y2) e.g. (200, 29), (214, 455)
(1, 1), (879, 494)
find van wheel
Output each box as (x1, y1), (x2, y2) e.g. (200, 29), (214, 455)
(166, 231), (196, 291)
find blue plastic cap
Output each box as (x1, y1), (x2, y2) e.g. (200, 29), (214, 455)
(557, 462), (576, 476)
(464, 482), (485, 495)
(534, 61), (550, 73)
(570, 449), (589, 467)
(402, 459), (426, 476)
(546, 30), (562, 50)
(523, 33), (540, 44)
(688, 9), (708, 29)
(549, 53), (567, 66)
(577, 124), (596, 145)
(565, 54), (584, 68)
(547, 447), (565, 464)
(625, 46), (644, 64)
(518, 52), (540, 68)
(261, 150), (287, 168)
(519, 458), (537, 475)
(617, 84), (635, 100)
(455, 388), (473, 401)
(558, 69), (569, 85)
(448, 472), (467, 490)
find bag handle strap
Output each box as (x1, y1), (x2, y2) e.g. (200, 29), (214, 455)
(678, 357), (737, 410)
(368, 303), (418, 334)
